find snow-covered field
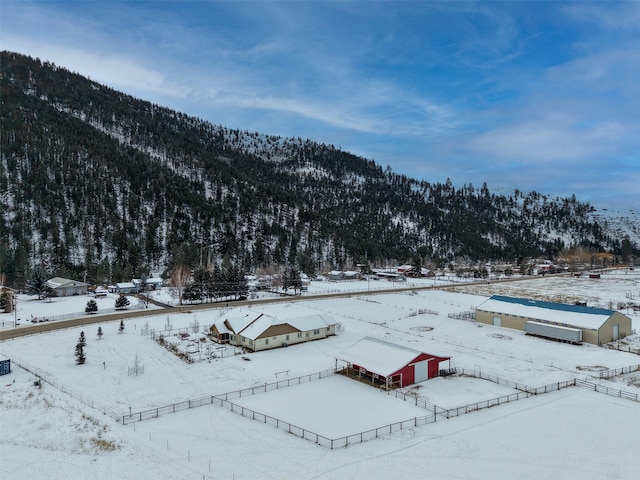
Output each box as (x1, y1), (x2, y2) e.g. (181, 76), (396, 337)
(1, 272), (639, 480)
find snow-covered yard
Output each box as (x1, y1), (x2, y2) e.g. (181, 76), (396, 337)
(1, 273), (639, 479)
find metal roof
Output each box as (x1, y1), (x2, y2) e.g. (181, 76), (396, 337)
(478, 295), (616, 330)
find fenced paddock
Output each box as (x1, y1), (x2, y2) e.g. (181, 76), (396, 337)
(226, 374), (432, 439)
(122, 368), (339, 425)
(120, 366), (639, 449)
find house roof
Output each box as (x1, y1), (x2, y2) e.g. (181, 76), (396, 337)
(46, 277), (89, 288)
(216, 309), (337, 341)
(116, 282), (136, 289)
(477, 295), (615, 330)
(221, 309), (266, 335)
(338, 337), (434, 378)
(132, 277), (163, 285)
(287, 314), (336, 332)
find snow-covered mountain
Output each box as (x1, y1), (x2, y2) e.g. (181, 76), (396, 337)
(1, 51), (636, 286)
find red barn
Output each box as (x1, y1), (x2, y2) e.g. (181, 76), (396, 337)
(338, 337), (450, 389)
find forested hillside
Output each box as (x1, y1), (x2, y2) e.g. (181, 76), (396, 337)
(0, 51), (624, 286)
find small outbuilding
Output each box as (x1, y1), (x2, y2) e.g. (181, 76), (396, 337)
(0, 354), (10, 376)
(338, 337), (450, 389)
(475, 295), (632, 346)
(45, 277), (89, 296)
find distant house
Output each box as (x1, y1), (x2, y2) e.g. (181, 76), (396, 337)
(374, 271), (406, 282)
(343, 271), (359, 280)
(421, 268), (436, 278)
(132, 277), (163, 290)
(475, 295), (632, 346)
(397, 265), (414, 275)
(327, 271), (345, 281)
(114, 282), (138, 294)
(338, 337), (450, 389)
(45, 277), (89, 297)
(210, 308), (338, 352)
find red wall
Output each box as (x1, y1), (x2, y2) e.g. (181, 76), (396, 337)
(352, 352), (450, 387)
(391, 353), (450, 386)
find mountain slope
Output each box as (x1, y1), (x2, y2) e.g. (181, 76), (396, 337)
(0, 51), (629, 285)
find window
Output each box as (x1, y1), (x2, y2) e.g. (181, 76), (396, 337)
(297, 333), (302, 339)
(265, 339), (269, 345)
(286, 335), (290, 341)
(313, 329), (320, 335)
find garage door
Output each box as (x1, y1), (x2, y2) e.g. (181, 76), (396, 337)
(414, 360), (429, 383)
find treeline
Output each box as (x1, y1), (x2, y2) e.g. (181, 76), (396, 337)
(182, 264), (248, 303)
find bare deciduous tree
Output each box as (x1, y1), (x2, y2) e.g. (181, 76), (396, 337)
(170, 264), (191, 305)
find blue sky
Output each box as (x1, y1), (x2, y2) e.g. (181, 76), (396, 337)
(2, 1), (639, 209)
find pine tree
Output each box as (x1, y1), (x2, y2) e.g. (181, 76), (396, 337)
(26, 267), (55, 300)
(118, 320), (124, 334)
(85, 299), (98, 314)
(75, 331), (86, 365)
(282, 266), (302, 294)
(97, 326), (103, 340)
(115, 294), (130, 310)
(0, 289), (13, 313)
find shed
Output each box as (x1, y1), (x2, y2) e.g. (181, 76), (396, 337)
(0, 354), (10, 376)
(338, 337), (450, 389)
(475, 295), (632, 345)
(45, 277), (89, 296)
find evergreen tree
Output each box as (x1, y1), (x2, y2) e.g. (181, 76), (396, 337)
(26, 267), (54, 300)
(621, 236), (633, 265)
(0, 289), (13, 313)
(115, 294), (130, 310)
(97, 326), (103, 340)
(283, 266), (302, 294)
(85, 299), (98, 314)
(118, 320), (124, 334)
(75, 332), (86, 364)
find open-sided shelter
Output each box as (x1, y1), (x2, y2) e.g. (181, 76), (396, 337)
(338, 336), (450, 389)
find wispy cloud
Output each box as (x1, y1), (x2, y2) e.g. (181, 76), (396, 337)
(1, 1), (638, 208)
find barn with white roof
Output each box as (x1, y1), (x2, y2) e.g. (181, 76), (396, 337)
(210, 308), (338, 352)
(475, 295), (632, 345)
(337, 337), (450, 389)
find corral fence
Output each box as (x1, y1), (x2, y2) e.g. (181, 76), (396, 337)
(448, 310), (476, 321)
(458, 367), (542, 394)
(604, 343), (640, 355)
(122, 367), (340, 425)
(7, 354), (120, 420)
(150, 328), (242, 363)
(27, 304), (146, 324)
(575, 378), (639, 402)
(598, 364), (640, 379)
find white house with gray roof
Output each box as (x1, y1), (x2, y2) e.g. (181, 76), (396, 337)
(210, 308), (338, 352)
